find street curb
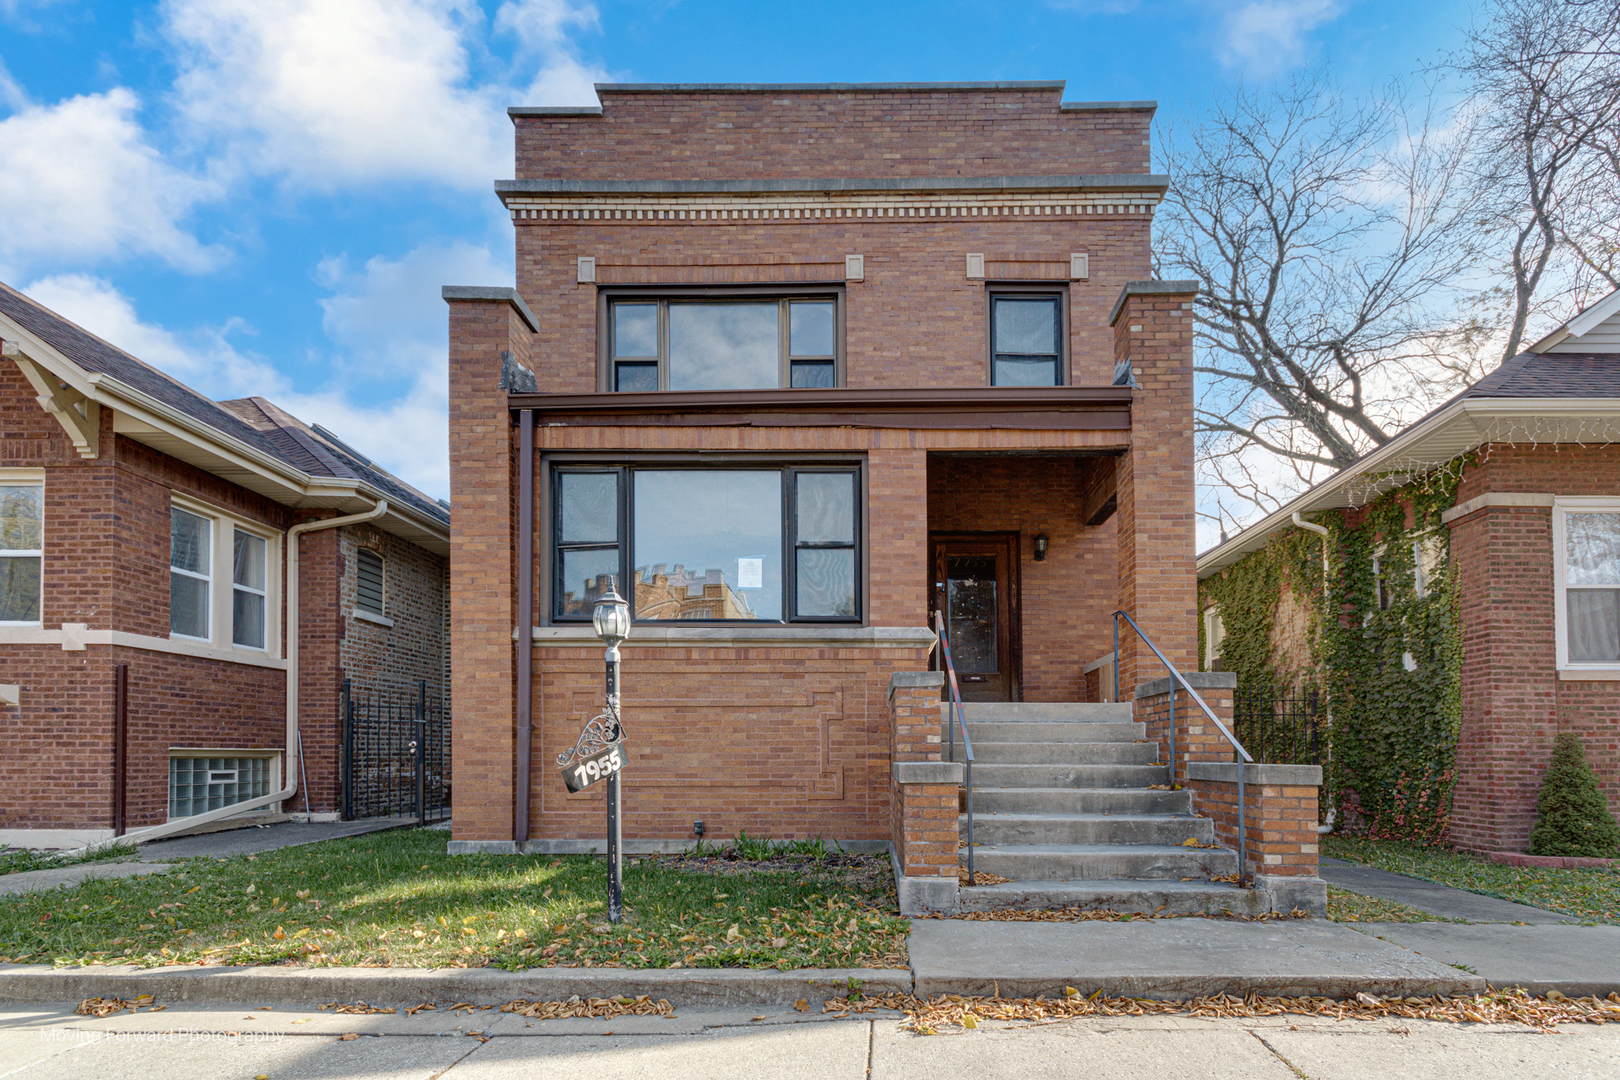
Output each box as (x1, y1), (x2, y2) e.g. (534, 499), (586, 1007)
(912, 972), (1490, 1000)
(0, 964), (910, 1008)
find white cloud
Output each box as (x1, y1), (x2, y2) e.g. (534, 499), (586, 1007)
(1214, 1), (1341, 76)
(20, 241), (509, 499)
(0, 88), (222, 274)
(163, 0), (606, 191)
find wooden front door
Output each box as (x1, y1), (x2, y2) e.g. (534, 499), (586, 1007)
(930, 533), (1019, 702)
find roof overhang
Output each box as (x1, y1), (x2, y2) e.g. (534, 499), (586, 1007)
(1196, 396), (1620, 579)
(1, 315), (449, 556)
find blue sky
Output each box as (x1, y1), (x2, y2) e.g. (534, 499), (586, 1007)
(0, 0), (1477, 502)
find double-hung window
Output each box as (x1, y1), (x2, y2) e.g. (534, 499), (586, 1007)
(605, 292), (841, 392)
(171, 500), (277, 653)
(552, 464), (861, 623)
(989, 290), (1065, 386)
(0, 482), (43, 625)
(1556, 502), (1620, 670)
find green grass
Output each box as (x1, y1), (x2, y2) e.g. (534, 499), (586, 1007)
(1325, 836), (1620, 924)
(1326, 886), (1446, 923)
(0, 829), (909, 971)
(0, 842), (135, 877)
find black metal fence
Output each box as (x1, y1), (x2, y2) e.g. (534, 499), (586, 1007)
(1233, 689), (1327, 767)
(341, 679), (451, 823)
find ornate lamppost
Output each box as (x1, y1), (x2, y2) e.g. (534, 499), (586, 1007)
(556, 578), (630, 923)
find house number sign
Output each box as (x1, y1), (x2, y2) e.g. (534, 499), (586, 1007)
(560, 741), (623, 793)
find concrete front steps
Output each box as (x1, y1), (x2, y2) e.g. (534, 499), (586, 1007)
(945, 701), (1260, 915)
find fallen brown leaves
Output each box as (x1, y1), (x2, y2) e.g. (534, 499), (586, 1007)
(916, 907), (1311, 924)
(827, 988), (1620, 1033)
(500, 994), (675, 1020)
(957, 868), (1013, 886)
(317, 1002), (396, 1014)
(75, 996), (165, 1017)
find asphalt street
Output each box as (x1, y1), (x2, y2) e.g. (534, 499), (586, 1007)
(1, 999), (1616, 1080)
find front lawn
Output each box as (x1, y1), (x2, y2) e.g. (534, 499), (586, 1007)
(1324, 836), (1620, 924)
(0, 829), (910, 970)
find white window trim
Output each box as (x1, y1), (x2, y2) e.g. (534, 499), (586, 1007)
(170, 494), (282, 659)
(1553, 498), (1620, 674)
(0, 470), (45, 627)
(169, 506), (212, 642)
(231, 529), (270, 651)
(1203, 606), (1224, 670)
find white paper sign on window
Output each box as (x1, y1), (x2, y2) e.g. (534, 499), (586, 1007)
(737, 557), (763, 590)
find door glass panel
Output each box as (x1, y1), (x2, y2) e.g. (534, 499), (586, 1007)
(668, 303), (779, 391)
(946, 555), (998, 673)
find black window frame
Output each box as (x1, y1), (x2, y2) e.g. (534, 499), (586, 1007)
(986, 284), (1069, 386)
(547, 459), (864, 626)
(596, 285), (845, 393)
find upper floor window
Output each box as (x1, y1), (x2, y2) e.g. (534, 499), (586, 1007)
(990, 290), (1065, 386)
(0, 483), (43, 625)
(356, 548), (385, 616)
(1556, 502), (1620, 669)
(605, 292), (841, 392)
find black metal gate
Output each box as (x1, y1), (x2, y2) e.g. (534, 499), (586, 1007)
(341, 679), (451, 823)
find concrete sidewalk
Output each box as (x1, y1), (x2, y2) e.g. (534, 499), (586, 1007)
(2, 998), (1618, 1080)
(1320, 856), (1580, 923)
(0, 818), (416, 897)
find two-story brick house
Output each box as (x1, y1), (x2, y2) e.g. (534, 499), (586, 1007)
(446, 82), (1326, 915)
(0, 283), (450, 849)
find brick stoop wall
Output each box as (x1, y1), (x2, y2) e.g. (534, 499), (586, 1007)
(888, 672), (961, 915)
(1135, 672), (1238, 786)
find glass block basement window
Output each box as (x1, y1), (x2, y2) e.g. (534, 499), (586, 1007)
(168, 756), (272, 817)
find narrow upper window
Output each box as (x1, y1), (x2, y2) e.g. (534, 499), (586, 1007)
(607, 295), (841, 392)
(356, 548), (385, 616)
(233, 530), (268, 649)
(0, 484), (42, 624)
(170, 507), (211, 640)
(990, 293), (1063, 386)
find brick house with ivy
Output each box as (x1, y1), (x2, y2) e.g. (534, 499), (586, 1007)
(445, 81), (1330, 916)
(1198, 287), (1620, 854)
(0, 282), (450, 850)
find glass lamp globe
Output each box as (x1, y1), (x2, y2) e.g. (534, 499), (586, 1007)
(592, 580), (631, 649)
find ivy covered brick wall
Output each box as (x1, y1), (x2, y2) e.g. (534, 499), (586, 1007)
(1200, 462), (1465, 841)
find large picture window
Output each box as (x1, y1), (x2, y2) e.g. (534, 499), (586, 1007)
(605, 293), (840, 392)
(552, 464), (861, 624)
(989, 290), (1065, 386)
(1557, 503), (1620, 668)
(0, 483), (42, 625)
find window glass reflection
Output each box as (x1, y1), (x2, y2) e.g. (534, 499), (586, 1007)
(668, 304), (778, 391)
(790, 301), (836, 356)
(993, 297), (1059, 353)
(633, 471), (781, 620)
(613, 304), (657, 357)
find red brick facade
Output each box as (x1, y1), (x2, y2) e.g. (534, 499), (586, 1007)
(449, 84), (1199, 857)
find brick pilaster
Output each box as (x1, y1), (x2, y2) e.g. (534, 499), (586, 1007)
(446, 289), (535, 846)
(1112, 281), (1199, 699)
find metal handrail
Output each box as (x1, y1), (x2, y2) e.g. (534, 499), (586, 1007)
(1113, 609), (1254, 886)
(932, 611), (975, 887)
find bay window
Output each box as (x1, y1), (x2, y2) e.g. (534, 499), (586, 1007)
(552, 463), (861, 623)
(604, 291), (841, 392)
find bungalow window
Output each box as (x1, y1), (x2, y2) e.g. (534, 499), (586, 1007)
(606, 293), (841, 392)
(0, 483), (42, 625)
(552, 465), (860, 623)
(1556, 504), (1620, 667)
(232, 531), (268, 649)
(171, 499), (278, 652)
(170, 508), (212, 640)
(989, 290), (1065, 386)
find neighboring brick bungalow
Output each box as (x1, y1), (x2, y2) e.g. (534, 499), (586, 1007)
(1198, 287), (1620, 854)
(443, 81), (1265, 912)
(0, 282), (450, 849)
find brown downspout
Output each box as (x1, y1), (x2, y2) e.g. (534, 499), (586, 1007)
(113, 664), (128, 837)
(515, 408), (535, 845)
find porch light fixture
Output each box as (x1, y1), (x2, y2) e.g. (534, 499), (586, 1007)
(1033, 534), (1049, 561)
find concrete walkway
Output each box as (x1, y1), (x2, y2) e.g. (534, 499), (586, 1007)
(1320, 856), (1580, 923)
(2, 999), (1617, 1080)
(0, 818), (416, 897)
